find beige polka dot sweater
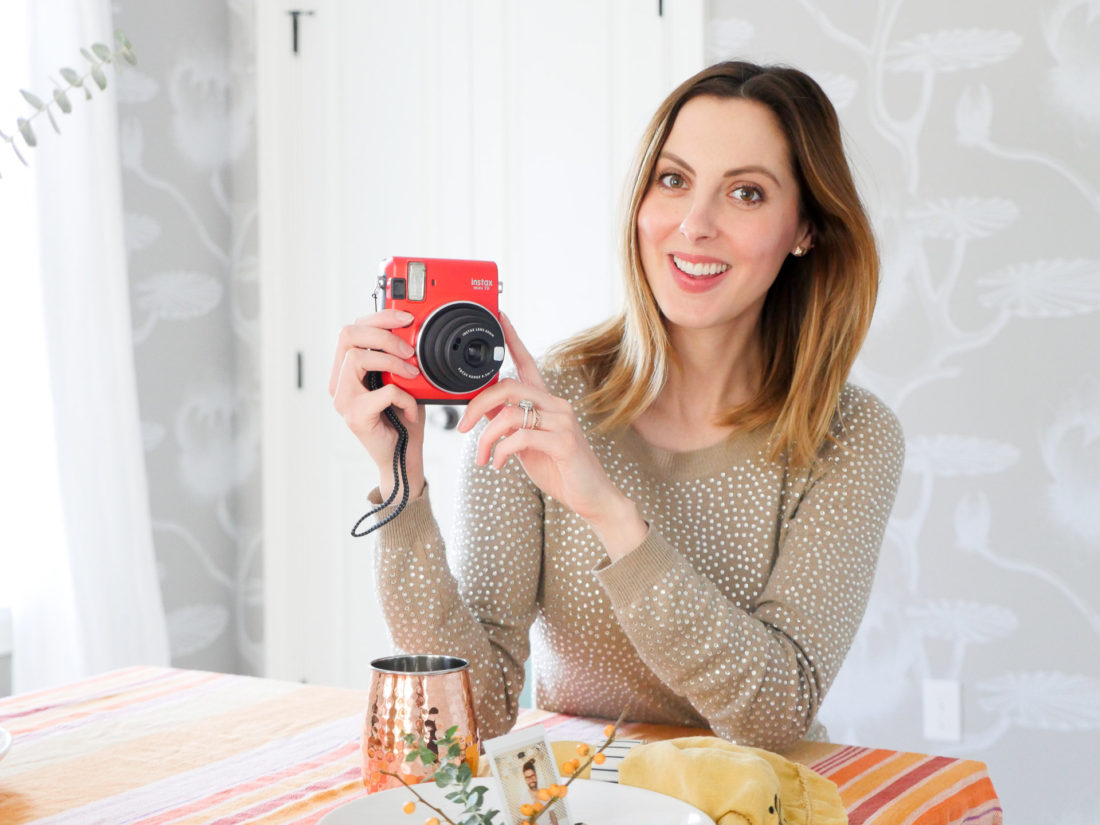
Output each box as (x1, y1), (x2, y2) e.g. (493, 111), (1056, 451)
(370, 366), (904, 752)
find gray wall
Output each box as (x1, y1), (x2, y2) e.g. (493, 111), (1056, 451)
(710, 0), (1100, 821)
(114, 0), (261, 675)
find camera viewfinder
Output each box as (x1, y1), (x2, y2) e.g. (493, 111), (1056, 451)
(407, 261), (427, 301)
(391, 278), (406, 300)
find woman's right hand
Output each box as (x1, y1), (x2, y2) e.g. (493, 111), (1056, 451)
(329, 309), (427, 500)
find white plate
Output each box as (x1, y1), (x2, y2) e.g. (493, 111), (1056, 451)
(0, 727), (11, 761)
(319, 778), (709, 825)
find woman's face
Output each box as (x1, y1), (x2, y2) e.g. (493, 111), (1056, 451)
(636, 95), (811, 340)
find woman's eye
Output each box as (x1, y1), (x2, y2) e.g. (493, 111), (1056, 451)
(657, 172), (686, 189)
(731, 185), (764, 204)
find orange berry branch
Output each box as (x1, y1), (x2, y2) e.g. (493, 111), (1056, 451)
(519, 706), (629, 825)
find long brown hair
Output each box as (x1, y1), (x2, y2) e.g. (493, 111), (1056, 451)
(548, 60), (878, 467)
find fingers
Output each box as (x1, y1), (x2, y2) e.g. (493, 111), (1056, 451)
(484, 426), (559, 470)
(458, 377), (560, 433)
(500, 312), (548, 392)
(471, 401), (556, 465)
(328, 310), (415, 396)
(332, 349), (420, 426)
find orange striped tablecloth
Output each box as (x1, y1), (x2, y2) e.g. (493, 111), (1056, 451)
(0, 667), (1001, 824)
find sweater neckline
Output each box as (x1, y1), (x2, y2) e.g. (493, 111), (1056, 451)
(613, 422), (773, 482)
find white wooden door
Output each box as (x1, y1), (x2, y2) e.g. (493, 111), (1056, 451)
(259, 0), (704, 687)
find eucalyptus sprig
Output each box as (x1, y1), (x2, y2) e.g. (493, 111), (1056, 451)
(1, 29), (136, 177)
(390, 708), (630, 825)
(382, 725), (500, 825)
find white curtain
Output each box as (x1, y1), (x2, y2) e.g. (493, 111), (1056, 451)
(0, 0), (169, 692)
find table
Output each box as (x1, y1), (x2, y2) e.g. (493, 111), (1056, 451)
(0, 667), (1001, 825)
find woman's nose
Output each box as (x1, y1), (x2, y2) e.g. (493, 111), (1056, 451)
(678, 196), (718, 242)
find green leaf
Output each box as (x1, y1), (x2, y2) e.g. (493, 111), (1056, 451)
(419, 749), (437, 765)
(11, 140), (28, 166)
(404, 751), (419, 762)
(115, 29), (133, 50)
(17, 118), (36, 147)
(122, 48), (137, 66)
(54, 88), (73, 113)
(83, 85), (92, 100)
(445, 725), (459, 739)
(434, 771), (452, 788)
(91, 66), (108, 90)
(60, 67), (82, 86)
(92, 42), (112, 61)
(46, 107), (60, 134)
(81, 47), (96, 63)
(447, 743), (462, 759)
(20, 89), (46, 109)
(457, 763), (472, 783)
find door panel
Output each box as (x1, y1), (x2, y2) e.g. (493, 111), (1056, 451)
(260, 0), (703, 687)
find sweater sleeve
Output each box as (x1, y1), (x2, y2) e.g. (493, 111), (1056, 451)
(593, 389), (905, 751)
(372, 422), (545, 739)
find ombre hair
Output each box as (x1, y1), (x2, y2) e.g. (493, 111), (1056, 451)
(548, 60), (878, 468)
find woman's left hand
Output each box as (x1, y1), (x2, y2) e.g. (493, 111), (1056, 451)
(457, 314), (643, 551)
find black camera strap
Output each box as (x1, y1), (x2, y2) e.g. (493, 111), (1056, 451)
(351, 371), (411, 537)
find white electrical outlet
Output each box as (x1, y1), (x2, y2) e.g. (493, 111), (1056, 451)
(923, 678), (962, 742)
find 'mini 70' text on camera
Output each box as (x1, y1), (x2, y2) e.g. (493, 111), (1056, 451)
(374, 256), (506, 404)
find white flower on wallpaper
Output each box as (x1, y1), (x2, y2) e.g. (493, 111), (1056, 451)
(132, 271), (224, 343)
(978, 672), (1100, 730)
(116, 67), (160, 105)
(886, 29), (1022, 73)
(953, 490), (991, 551)
(119, 115), (144, 170)
(812, 72), (858, 110)
(1041, 390), (1100, 541)
(907, 600), (1018, 644)
(142, 420), (166, 452)
(906, 197), (1019, 240)
(706, 17), (755, 63)
(954, 84), (993, 146)
(125, 213), (162, 252)
(978, 259), (1100, 318)
(820, 603), (925, 732)
(1044, 0), (1100, 128)
(167, 603), (229, 658)
(175, 384), (259, 501)
(905, 435), (1020, 477)
(170, 50), (255, 171)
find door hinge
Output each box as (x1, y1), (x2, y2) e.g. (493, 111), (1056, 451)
(296, 351), (304, 389)
(288, 10), (315, 55)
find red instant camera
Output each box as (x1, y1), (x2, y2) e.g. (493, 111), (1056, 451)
(374, 256), (506, 404)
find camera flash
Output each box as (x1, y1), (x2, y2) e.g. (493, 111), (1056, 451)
(407, 261), (427, 301)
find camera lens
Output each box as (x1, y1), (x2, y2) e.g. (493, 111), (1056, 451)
(417, 302), (505, 394)
(464, 340), (489, 368)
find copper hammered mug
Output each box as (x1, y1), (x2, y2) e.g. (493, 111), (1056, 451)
(362, 654), (480, 794)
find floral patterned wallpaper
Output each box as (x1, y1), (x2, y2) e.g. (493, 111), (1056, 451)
(707, 0), (1099, 820)
(113, 0), (261, 675)
(112, 0), (1096, 819)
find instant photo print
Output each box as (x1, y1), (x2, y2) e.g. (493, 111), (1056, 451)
(483, 725), (572, 825)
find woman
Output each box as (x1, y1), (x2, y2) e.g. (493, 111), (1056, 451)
(330, 61), (904, 751)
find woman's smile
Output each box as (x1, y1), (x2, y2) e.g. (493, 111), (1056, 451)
(667, 253), (732, 292)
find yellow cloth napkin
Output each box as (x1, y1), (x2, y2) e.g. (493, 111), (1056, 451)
(618, 736), (847, 825)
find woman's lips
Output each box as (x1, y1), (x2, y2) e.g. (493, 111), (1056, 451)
(668, 254), (730, 292)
